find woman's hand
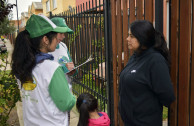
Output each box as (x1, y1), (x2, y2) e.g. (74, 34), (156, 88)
(66, 62), (76, 75)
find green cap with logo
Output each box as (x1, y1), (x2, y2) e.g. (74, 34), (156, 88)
(51, 17), (74, 34)
(25, 14), (69, 38)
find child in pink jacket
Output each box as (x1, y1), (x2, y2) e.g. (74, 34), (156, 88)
(76, 93), (110, 126)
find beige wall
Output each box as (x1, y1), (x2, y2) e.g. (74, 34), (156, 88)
(31, 4), (35, 14)
(62, 0), (76, 11)
(42, 0), (76, 17)
(28, 6), (31, 17)
(35, 9), (43, 15)
(21, 17), (28, 27)
(42, 0), (47, 16)
(28, 4), (43, 18)
(31, 4), (43, 15)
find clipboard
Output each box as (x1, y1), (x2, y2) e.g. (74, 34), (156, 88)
(65, 56), (94, 73)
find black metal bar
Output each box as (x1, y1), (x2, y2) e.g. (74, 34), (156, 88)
(16, 0), (19, 33)
(80, 3), (85, 92)
(49, 12), (53, 19)
(143, 0), (145, 20)
(70, 10), (72, 60)
(95, 0), (98, 99)
(103, 0), (107, 111)
(78, 5), (81, 94)
(86, 1), (89, 91)
(73, 8), (76, 65)
(83, 2), (86, 90)
(82, 3), (86, 93)
(75, 6), (78, 66)
(99, 0), (103, 111)
(155, 0), (163, 33)
(104, 0), (114, 125)
(89, 0), (94, 95)
(92, 0), (95, 96)
(128, 0), (130, 29)
(70, 10), (73, 62)
(168, 0), (172, 125)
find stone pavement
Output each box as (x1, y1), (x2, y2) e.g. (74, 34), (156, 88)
(69, 106), (79, 126)
(16, 101), (166, 126)
(16, 101), (79, 126)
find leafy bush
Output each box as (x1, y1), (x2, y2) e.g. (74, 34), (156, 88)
(0, 0), (16, 22)
(0, 52), (21, 125)
(163, 106), (168, 120)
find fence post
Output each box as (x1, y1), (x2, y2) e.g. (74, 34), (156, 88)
(49, 12), (53, 18)
(155, 0), (163, 33)
(104, 0), (114, 125)
(169, 0), (179, 125)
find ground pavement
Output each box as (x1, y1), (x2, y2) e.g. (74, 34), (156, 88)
(16, 101), (79, 126)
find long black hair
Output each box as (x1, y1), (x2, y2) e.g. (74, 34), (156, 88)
(130, 20), (170, 65)
(11, 30), (57, 85)
(76, 93), (98, 126)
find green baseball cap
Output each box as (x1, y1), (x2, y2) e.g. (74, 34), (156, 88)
(25, 14), (69, 38)
(51, 17), (74, 34)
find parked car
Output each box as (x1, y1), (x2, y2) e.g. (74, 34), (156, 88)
(0, 40), (7, 53)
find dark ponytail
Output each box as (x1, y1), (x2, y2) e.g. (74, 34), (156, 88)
(77, 103), (90, 126)
(11, 30), (37, 84)
(11, 30), (57, 85)
(76, 93), (98, 126)
(154, 30), (171, 65)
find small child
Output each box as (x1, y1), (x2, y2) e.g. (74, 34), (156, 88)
(76, 93), (110, 126)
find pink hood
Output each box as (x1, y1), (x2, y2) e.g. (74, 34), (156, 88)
(88, 112), (110, 126)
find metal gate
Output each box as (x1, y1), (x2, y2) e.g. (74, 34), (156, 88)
(50, 0), (109, 115)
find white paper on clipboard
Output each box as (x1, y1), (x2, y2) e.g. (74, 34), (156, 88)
(65, 56), (94, 73)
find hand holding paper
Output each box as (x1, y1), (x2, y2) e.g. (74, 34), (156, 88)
(66, 55), (94, 73)
(66, 62), (75, 71)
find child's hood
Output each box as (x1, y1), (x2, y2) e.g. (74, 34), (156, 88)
(88, 112), (110, 126)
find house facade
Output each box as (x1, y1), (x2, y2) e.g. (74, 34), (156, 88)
(20, 12), (28, 28)
(42, 0), (76, 17)
(28, 2), (43, 17)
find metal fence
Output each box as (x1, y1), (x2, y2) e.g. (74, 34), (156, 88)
(50, 0), (108, 113)
(7, 33), (15, 45)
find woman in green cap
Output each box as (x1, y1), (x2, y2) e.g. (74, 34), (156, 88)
(50, 17), (78, 91)
(50, 17), (78, 125)
(11, 14), (76, 126)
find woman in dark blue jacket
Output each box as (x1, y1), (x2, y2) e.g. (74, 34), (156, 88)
(119, 20), (175, 126)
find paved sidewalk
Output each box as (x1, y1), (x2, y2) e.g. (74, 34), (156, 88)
(70, 106), (79, 126)
(16, 101), (79, 126)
